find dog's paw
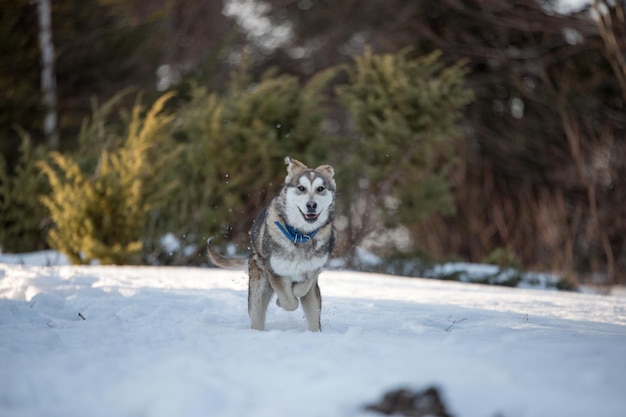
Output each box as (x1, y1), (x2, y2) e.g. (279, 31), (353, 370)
(293, 282), (310, 298)
(276, 296), (299, 311)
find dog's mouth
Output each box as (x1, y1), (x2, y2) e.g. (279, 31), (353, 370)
(300, 210), (320, 223)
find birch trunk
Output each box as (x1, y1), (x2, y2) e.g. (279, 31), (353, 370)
(37, 0), (58, 149)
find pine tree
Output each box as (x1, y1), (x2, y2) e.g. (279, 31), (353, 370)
(336, 49), (473, 250)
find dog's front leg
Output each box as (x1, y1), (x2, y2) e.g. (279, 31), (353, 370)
(268, 273), (299, 311)
(300, 279), (322, 332)
(293, 269), (320, 298)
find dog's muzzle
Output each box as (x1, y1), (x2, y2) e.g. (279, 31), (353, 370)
(302, 203), (320, 223)
(303, 213), (319, 222)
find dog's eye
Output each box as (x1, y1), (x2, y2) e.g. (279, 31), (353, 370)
(316, 186), (325, 193)
(297, 185), (306, 192)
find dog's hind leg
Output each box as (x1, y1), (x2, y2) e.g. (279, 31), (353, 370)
(248, 260), (273, 331)
(301, 280), (322, 332)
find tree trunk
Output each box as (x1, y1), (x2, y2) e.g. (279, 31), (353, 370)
(37, 0), (58, 149)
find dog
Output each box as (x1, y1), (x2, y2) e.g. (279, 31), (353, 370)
(207, 156), (336, 331)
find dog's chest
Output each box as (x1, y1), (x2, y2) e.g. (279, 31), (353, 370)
(269, 251), (328, 282)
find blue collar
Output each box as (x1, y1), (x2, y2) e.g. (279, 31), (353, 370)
(274, 221), (318, 243)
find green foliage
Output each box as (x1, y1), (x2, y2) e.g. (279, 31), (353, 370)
(39, 93), (177, 264)
(482, 247), (522, 270)
(74, 89), (135, 168)
(0, 133), (49, 252)
(157, 64), (336, 262)
(52, 0), (166, 132)
(5, 48), (472, 266)
(0, 0), (41, 163)
(555, 278), (578, 292)
(337, 49), (474, 227)
(373, 249), (435, 278)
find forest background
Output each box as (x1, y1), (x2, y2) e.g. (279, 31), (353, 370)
(1, 0), (625, 285)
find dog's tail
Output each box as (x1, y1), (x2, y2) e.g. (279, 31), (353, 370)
(206, 237), (248, 270)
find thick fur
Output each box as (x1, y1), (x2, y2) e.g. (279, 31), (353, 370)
(207, 157), (336, 331)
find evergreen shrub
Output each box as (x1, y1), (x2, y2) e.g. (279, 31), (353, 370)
(39, 93), (176, 264)
(336, 49), (474, 251)
(0, 133), (49, 252)
(156, 64), (336, 262)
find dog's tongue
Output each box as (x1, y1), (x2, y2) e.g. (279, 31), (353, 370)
(304, 213), (319, 221)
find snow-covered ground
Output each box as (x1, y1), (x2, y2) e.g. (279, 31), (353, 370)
(1, 259), (625, 417)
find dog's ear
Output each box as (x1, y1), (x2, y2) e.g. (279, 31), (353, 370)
(284, 156), (309, 183)
(315, 164), (334, 179)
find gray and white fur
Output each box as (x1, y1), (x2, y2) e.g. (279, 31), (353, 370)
(207, 156), (336, 331)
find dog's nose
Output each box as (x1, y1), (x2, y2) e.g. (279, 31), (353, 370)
(306, 201), (317, 212)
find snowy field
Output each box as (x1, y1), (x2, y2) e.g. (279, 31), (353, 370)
(1, 256), (625, 417)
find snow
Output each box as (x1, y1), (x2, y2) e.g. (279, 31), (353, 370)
(1, 259), (625, 417)
(555, 0), (591, 14)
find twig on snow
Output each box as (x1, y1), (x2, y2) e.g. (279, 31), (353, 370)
(445, 317), (467, 332)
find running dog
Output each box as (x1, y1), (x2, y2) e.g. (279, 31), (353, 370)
(207, 156), (336, 331)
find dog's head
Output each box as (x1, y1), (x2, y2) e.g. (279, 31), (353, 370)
(283, 156), (336, 233)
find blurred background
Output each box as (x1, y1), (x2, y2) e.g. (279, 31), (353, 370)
(1, 0), (624, 285)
